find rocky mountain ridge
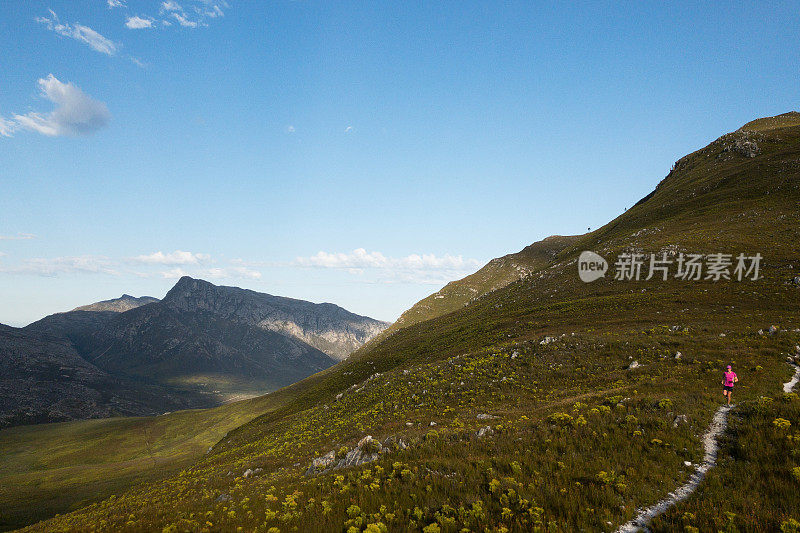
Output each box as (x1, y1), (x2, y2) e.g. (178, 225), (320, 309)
(72, 294), (159, 313)
(4, 278), (389, 428)
(163, 277), (390, 361)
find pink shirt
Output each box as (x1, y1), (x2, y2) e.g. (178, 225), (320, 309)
(724, 371), (737, 387)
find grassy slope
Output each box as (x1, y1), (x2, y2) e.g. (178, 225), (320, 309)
(14, 112), (800, 532)
(376, 235), (579, 340)
(0, 388), (305, 531)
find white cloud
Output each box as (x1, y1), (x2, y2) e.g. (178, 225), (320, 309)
(107, 0), (126, 8)
(0, 233), (35, 240)
(125, 16), (154, 29)
(158, 266), (261, 280)
(157, 1), (228, 28)
(344, 126), (353, 133)
(0, 256), (116, 276)
(0, 115), (16, 137)
(129, 56), (147, 68)
(292, 248), (482, 285)
(171, 12), (201, 27)
(36, 10), (118, 55)
(203, 267), (262, 280)
(205, 5), (224, 18)
(132, 250), (210, 265)
(287, 125), (296, 133)
(11, 75), (110, 137)
(160, 267), (189, 279)
(161, 1), (182, 11)
(295, 248), (480, 271)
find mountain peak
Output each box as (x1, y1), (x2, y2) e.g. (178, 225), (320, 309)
(161, 277), (389, 360)
(162, 276), (222, 309)
(72, 294), (159, 313)
(739, 110), (800, 132)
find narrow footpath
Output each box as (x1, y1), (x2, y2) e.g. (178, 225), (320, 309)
(616, 362), (800, 533)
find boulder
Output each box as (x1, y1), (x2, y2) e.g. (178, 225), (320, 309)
(476, 426), (494, 438)
(628, 361), (640, 370)
(732, 138), (760, 158)
(242, 467), (263, 478)
(673, 414), (688, 428)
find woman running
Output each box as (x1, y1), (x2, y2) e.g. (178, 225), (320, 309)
(722, 364), (738, 406)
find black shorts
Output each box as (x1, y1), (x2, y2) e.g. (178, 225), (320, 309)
(723, 385), (734, 392)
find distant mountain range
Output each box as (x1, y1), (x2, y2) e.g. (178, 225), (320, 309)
(0, 277), (389, 428)
(72, 294), (159, 313)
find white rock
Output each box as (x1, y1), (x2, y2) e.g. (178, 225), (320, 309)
(476, 426), (494, 438)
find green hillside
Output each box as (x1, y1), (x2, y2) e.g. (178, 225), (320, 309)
(378, 235), (579, 338)
(0, 389), (303, 531)
(11, 113), (800, 532)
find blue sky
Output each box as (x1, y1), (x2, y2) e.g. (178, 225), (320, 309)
(1, 1), (798, 326)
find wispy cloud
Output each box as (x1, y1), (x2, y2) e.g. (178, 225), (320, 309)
(155, 0), (228, 29)
(170, 12), (200, 28)
(125, 16), (154, 29)
(161, 1), (182, 11)
(0, 233), (36, 241)
(204, 5), (224, 18)
(9, 75), (110, 137)
(107, 0), (126, 8)
(0, 256), (116, 277)
(36, 10), (118, 55)
(129, 56), (147, 68)
(0, 249), (261, 281)
(0, 116), (16, 137)
(132, 250), (210, 265)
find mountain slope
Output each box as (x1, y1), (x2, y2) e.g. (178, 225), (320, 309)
(0, 324), (206, 429)
(163, 276), (390, 361)
(72, 294), (159, 313)
(77, 300), (336, 397)
(24, 295), (160, 350)
(381, 235), (579, 337)
(19, 113), (800, 532)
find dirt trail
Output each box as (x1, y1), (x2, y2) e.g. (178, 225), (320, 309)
(615, 406), (728, 533)
(783, 363), (800, 393)
(616, 362), (800, 533)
